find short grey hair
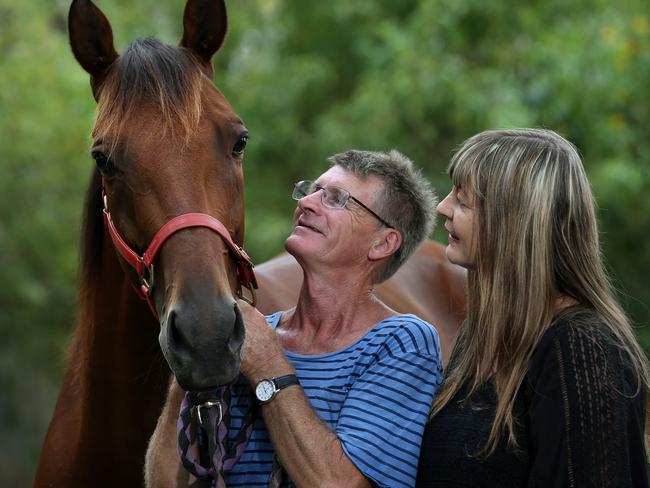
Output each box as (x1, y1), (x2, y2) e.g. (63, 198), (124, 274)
(328, 149), (437, 283)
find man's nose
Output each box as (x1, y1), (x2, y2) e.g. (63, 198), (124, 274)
(299, 188), (324, 211)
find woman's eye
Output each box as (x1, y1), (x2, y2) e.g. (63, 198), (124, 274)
(232, 134), (248, 157)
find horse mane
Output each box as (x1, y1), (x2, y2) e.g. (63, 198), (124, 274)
(93, 37), (205, 151)
(65, 167), (103, 389)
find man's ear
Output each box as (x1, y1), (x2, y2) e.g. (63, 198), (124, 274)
(368, 228), (402, 261)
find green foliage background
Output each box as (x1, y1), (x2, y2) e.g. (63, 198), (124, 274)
(1, 0), (648, 484)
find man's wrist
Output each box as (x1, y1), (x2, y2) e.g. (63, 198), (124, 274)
(254, 374), (300, 404)
(244, 357), (294, 385)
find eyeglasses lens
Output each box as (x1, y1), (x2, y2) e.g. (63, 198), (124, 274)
(292, 181), (311, 200)
(323, 187), (347, 208)
(292, 180), (349, 209)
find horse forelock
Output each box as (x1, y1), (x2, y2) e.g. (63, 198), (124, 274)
(93, 38), (204, 152)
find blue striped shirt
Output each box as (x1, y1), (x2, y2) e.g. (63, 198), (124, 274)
(223, 313), (443, 488)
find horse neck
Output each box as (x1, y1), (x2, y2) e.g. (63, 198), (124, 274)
(35, 164), (176, 486)
(75, 231), (170, 437)
(83, 236), (168, 386)
(38, 231), (171, 484)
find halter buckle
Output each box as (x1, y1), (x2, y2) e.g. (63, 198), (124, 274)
(139, 261), (155, 292)
(195, 399), (223, 426)
(237, 284), (257, 307)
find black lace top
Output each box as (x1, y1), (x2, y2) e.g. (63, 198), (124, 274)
(416, 307), (648, 487)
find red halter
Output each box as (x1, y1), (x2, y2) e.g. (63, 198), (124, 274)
(101, 185), (258, 319)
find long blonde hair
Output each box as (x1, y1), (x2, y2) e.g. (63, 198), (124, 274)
(431, 128), (650, 455)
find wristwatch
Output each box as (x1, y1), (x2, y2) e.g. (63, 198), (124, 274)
(254, 374), (300, 404)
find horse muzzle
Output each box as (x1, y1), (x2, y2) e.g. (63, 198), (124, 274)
(159, 298), (244, 391)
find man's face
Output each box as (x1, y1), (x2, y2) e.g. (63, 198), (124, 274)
(285, 166), (386, 270)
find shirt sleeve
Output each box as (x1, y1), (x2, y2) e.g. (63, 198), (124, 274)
(526, 321), (648, 488)
(335, 318), (443, 488)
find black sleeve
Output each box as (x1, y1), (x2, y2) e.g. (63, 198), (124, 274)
(525, 320), (648, 488)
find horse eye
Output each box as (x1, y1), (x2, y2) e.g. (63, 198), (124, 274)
(92, 150), (115, 174)
(231, 134), (248, 157)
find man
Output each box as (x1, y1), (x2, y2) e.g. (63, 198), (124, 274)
(232, 149), (442, 487)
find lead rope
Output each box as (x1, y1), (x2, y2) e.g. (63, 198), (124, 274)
(178, 388), (255, 486)
(177, 387), (286, 487)
(269, 454), (285, 487)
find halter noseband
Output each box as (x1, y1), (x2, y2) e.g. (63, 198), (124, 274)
(101, 185), (258, 318)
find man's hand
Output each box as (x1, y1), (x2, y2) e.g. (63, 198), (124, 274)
(236, 301), (371, 488)
(237, 300), (293, 383)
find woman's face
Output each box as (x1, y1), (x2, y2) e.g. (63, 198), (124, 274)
(436, 186), (477, 269)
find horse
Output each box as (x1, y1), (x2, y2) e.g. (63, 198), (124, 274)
(35, 0), (254, 486)
(36, 1), (467, 486)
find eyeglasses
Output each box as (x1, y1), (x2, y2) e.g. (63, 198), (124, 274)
(292, 180), (393, 228)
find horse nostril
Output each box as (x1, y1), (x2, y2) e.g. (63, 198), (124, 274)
(168, 309), (188, 352)
(230, 304), (245, 354)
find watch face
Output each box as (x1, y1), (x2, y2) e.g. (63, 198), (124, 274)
(255, 379), (276, 402)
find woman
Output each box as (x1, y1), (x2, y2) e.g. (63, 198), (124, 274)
(417, 128), (649, 487)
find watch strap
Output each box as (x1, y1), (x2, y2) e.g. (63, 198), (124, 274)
(272, 374), (300, 390)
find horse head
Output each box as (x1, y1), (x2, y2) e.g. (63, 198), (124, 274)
(69, 0), (248, 391)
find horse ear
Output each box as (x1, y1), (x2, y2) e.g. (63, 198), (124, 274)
(68, 0), (118, 97)
(180, 0), (228, 74)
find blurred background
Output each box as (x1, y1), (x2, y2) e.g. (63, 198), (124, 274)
(1, 0), (649, 484)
